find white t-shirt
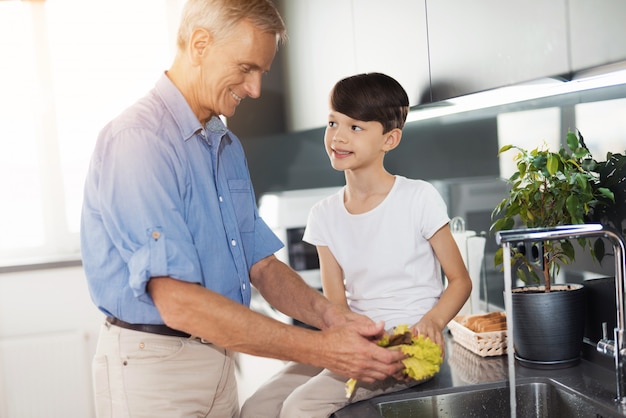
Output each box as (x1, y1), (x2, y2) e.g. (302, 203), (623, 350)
(303, 175), (450, 329)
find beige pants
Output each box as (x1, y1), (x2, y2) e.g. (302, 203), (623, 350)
(92, 322), (239, 418)
(240, 362), (419, 418)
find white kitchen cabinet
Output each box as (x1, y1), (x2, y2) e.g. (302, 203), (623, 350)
(0, 266), (102, 418)
(281, 0), (430, 132)
(568, 0), (626, 73)
(351, 0), (430, 106)
(426, 0), (570, 101)
(279, 1), (626, 133)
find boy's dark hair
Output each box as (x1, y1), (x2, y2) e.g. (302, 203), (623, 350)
(330, 72), (409, 134)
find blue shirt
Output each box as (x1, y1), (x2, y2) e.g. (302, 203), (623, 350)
(80, 73), (283, 324)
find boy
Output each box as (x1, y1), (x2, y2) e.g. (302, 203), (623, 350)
(240, 73), (472, 418)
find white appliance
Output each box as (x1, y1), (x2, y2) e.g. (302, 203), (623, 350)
(258, 186), (342, 289)
(449, 217), (487, 315)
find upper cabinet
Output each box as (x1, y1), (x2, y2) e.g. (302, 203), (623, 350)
(351, 0), (430, 106)
(568, 0), (626, 73)
(280, 0), (429, 132)
(279, 1), (626, 132)
(426, 0), (570, 102)
(426, 0), (626, 101)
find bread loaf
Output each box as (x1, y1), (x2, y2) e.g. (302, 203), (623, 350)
(457, 311), (506, 333)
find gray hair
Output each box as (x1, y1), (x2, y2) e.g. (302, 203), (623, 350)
(176, 0), (287, 51)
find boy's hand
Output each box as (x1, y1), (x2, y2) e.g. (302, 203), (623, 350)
(411, 318), (445, 358)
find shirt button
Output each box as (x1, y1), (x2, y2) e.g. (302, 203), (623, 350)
(242, 283), (247, 290)
(152, 231), (161, 240)
(231, 239), (237, 246)
(219, 196), (224, 202)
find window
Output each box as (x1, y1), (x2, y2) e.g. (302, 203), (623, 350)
(0, 0), (183, 267)
(575, 98), (626, 159)
(496, 107), (561, 180)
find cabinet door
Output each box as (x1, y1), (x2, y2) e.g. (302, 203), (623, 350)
(281, 0), (356, 132)
(352, 0), (430, 106)
(568, 0), (626, 73)
(426, 0), (569, 101)
(280, 0), (430, 132)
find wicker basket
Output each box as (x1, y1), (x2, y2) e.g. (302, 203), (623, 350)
(448, 312), (507, 357)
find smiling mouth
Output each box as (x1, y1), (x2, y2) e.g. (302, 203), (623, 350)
(230, 90), (243, 104)
(333, 149), (352, 157)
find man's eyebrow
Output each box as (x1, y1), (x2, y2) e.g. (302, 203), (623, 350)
(243, 62), (271, 73)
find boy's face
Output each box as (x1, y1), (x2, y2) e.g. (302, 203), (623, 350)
(324, 109), (391, 172)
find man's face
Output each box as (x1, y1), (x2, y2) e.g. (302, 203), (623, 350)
(197, 19), (277, 119)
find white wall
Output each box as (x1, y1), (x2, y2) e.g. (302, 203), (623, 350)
(0, 265), (103, 418)
(0, 265), (289, 416)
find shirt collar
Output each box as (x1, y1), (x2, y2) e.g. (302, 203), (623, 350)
(154, 72), (203, 142)
(206, 115), (227, 134)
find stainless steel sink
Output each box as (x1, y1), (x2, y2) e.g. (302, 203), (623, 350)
(376, 380), (619, 418)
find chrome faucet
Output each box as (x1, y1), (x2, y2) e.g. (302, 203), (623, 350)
(496, 224), (626, 404)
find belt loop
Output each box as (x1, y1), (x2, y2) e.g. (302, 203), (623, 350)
(188, 335), (212, 345)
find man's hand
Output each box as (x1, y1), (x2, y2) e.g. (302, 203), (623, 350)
(316, 323), (407, 382)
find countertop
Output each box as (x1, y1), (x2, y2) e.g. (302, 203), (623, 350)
(333, 331), (626, 417)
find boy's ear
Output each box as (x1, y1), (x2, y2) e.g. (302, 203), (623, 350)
(383, 128), (402, 152)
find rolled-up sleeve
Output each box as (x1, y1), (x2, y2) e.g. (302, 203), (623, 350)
(252, 216), (284, 265)
(128, 227), (203, 303)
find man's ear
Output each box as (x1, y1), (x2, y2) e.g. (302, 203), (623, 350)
(383, 128), (402, 152)
(189, 28), (212, 65)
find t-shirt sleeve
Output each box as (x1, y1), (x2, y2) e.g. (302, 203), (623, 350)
(302, 200), (328, 247)
(419, 181), (451, 240)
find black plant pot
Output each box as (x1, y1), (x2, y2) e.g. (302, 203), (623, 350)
(511, 283), (586, 369)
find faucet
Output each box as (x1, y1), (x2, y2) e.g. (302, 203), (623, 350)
(495, 224), (626, 404)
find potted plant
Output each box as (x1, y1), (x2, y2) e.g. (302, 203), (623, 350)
(490, 130), (613, 368)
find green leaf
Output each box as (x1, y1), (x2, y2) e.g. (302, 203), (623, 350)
(502, 217), (515, 230)
(593, 238), (606, 264)
(494, 248), (504, 267)
(561, 240), (575, 261)
(566, 131), (579, 151)
(498, 144), (514, 154)
(573, 147), (589, 159)
(597, 187), (615, 202)
(566, 194), (581, 223)
(546, 154), (558, 175)
(575, 173), (587, 190)
(528, 269), (541, 285)
(533, 154), (548, 170)
(581, 158), (596, 171)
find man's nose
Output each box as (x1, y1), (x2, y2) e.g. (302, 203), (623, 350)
(245, 73), (262, 99)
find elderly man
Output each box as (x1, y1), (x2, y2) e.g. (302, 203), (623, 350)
(80, 1), (405, 416)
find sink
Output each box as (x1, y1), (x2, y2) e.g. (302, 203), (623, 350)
(376, 380), (619, 418)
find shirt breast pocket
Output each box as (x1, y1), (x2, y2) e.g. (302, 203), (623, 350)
(228, 179), (255, 233)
